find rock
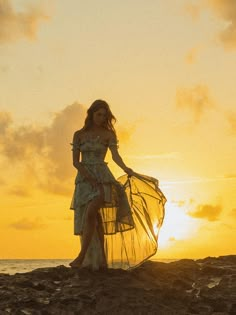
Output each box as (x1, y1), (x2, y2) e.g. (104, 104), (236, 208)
(0, 255), (235, 314)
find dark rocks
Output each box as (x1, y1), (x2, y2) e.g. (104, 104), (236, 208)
(0, 255), (235, 314)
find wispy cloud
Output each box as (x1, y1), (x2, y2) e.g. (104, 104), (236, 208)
(8, 185), (31, 197)
(185, 0), (236, 50)
(9, 217), (47, 230)
(171, 199), (187, 207)
(125, 152), (181, 160)
(0, 111), (12, 133)
(0, 0), (49, 44)
(188, 203), (222, 221)
(176, 84), (214, 123)
(205, 0), (236, 50)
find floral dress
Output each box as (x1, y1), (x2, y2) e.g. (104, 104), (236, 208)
(70, 135), (166, 270)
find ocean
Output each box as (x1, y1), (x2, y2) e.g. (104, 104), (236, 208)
(0, 259), (176, 275)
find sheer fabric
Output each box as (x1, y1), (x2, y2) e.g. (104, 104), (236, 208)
(70, 137), (166, 270)
(105, 173), (166, 269)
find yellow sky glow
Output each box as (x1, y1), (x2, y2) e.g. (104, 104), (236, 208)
(0, 0), (236, 259)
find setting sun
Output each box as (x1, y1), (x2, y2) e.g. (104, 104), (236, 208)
(158, 202), (201, 249)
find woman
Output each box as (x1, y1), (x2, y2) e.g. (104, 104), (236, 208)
(69, 99), (166, 270)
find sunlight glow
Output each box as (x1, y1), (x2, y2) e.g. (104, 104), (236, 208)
(158, 202), (200, 248)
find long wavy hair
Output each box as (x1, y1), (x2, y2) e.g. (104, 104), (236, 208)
(83, 99), (117, 133)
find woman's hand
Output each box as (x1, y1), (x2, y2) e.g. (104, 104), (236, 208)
(124, 167), (134, 177)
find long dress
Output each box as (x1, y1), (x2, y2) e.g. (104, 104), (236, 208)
(70, 135), (166, 270)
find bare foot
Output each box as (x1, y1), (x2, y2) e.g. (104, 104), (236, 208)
(100, 257), (108, 270)
(100, 264), (108, 270)
(69, 255), (83, 268)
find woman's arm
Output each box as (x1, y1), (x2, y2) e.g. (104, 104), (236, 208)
(108, 132), (134, 176)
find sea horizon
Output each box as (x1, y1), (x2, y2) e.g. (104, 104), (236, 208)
(0, 258), (179, 275)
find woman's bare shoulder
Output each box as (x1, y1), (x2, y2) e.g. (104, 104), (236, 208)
(73, 129), (85, 141)
(107, 129), (117, 139)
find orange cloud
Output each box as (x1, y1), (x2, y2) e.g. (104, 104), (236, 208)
(0, 0), (49, 44)
(0, 102), (86, 195)
(186, 1), (236, 50)
(8, 185), (31, 197)
(0, 111), (12, 133)
(9, 217), (47, 230)
(206, 0), (236, 50)
(188, 203), (222, 221)
(176, 84), (214, 123)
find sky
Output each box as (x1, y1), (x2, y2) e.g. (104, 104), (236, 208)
(0, 0), (235, 259)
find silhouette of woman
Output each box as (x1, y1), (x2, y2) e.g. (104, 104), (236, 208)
(69, 99), (166, 270)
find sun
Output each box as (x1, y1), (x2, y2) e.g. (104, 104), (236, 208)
(156, 202), (200, 248)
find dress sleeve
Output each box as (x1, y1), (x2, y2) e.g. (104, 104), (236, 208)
(70, 140), (81, 151)
(108, 133), (119, 149)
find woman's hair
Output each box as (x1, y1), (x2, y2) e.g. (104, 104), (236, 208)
(83, 99), (117, 132)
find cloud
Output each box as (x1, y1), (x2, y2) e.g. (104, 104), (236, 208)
(42, 102), (86, 185)
(185, 0), (236, 50)
(174, 200), (186, 207)
(0, 0), (49, 44)
(176, 84), (214, 123)
(9, 217), (47, 230)
(8, 185), (31, 197)
(0, 102), (86, 195)
(225, 111), (236, 135)
(0, 111), (12, 133)
(188, 203), (222, 221)
(0, 102), (137, 196)
(205, 0), (236, 50)
(46, 215), (72, 221)
(171, 198), (195, 208)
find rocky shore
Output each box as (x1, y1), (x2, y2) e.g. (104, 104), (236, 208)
(0, 255), (235, 314)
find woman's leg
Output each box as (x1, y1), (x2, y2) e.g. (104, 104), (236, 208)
(70, 185), (104, 267)
(96, 212), (107, 267)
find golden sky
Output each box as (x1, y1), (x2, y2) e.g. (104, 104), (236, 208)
(0, 0), (235, 259)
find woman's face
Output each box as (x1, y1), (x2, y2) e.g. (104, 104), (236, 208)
(92, 108), (107, 127)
